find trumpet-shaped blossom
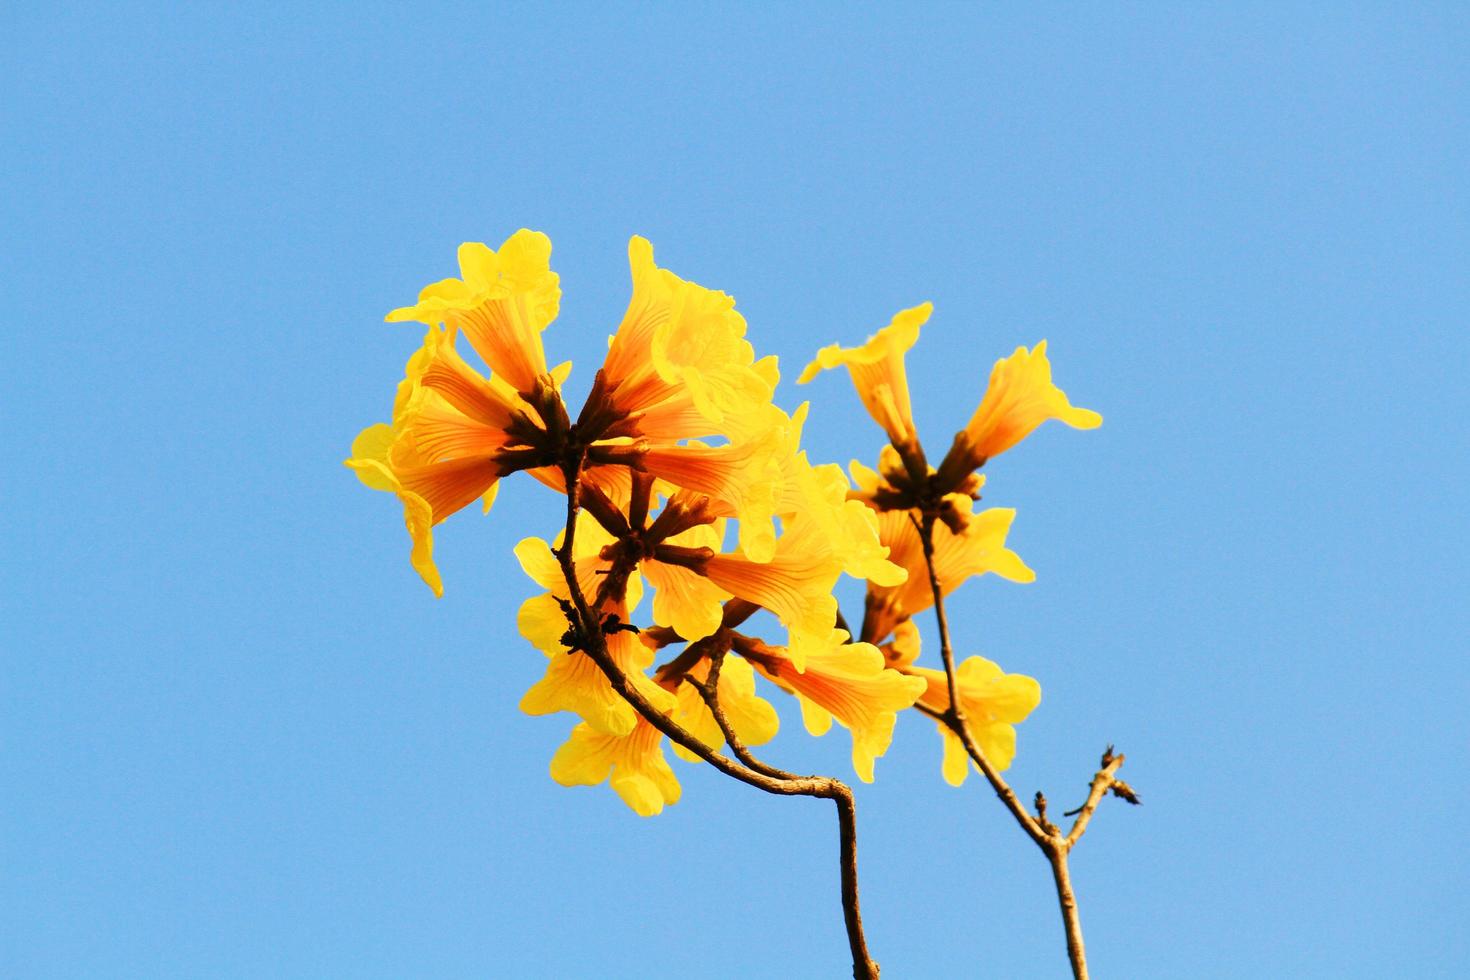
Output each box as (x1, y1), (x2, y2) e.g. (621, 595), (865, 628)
(640, 522), (734, 642)
(345, 331), (536, 596)
(902, 650), (1041, 780)
(602, 237), (780, 443)
(551, 714), (682, 817)
(386, 229), (560, 395)
(744, 634), (926, 783)
(943, 340), (1102, 473)
(862, 496), (1033, 645)
(514, 518), (670, 736)
(797, 303), (930, 448)
(349, 230), (793, 594)
(348, 231), (569, 595)
(701, 518), (849, 672)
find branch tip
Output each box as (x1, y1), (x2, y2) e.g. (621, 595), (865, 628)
(1035, 791), (1060, 836)
(1111, 780), (1142, 806)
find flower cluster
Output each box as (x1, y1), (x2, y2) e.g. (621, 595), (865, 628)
(800, 302), (1100, 783)
(348, 231), (1099, 814)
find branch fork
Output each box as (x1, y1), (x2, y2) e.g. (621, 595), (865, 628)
(911, 517), (1139, 980)
(553, 449), (881, 980)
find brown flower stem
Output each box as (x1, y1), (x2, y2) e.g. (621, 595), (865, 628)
(910, 514), (1047, 846)
(913, 701), (1048, 847)
(687, 646), (797, 781)
(556, 453), (880, 980)
(911, 513), (964, 731)
(1048, 848), (1088, 980)
(912, 517), (1134, 980)
(1065, 752), (1127, 848)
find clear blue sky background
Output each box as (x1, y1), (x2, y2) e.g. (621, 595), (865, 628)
(5, 4), (1467, 977)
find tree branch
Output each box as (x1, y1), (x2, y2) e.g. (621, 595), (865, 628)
(555, 450), (880, 980)
(913, 701), (1048, 847)
(1048, 847), (1087, 980)
(910, 513), (1049, 848)
(911, 513), (963, 730)
(912, 515), (1136, 980)
(686, 645), (797, 781)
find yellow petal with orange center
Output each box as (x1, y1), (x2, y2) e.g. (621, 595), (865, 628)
(386, 230), (559, 394)
(961, 341), (1101, 461)
(750, 639), (925, 783)
(798, 303), (930, 446)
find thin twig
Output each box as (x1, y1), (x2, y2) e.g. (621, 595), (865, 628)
(909, 512), (1049, 848)
(1048, 848), (1087, 980)
(912, 514), (1135, 980)
(913, 701), (1048, 847)
(1065, 751), (1127, 848)
(556, 451), (880, 980)
(911, 512), (963, 727)
(687, 645), (797, 781)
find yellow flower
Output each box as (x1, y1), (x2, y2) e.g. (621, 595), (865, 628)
(773, 405), (907, 587)
(797, 303), (930, 448)
(640, 521), (733, 643)
(514, 518), (670, 736)
(668, 655), (780, 764)
(907, 656), (1041, 782)
(345, 329), (523, 596)
(863, 499), (1033, 644)
(601, 237), (778, 442)
(637, 418), (791, 564)
(950, 341), (1101, 467)
(346, 321), (572, 596)
(745, 635), (925, 783)
(520, 611), (674, 736)
(649, 410), (906, 663)
(354, 232), (792, 593)
(550, 714), (682, 816)
(386, 229), (560, 395)
(702, 517), (847, 672)
(586, 237), (794, 562)
(699, 488), (903, 669)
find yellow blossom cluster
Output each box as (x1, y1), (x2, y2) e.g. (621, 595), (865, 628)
(799, 301), (1100, 783)
(348, 230), (1099, 815)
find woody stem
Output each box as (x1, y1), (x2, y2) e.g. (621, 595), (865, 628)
(913, 515), (1110, 980)
(913, 513), (964, 731)
(687, 645), (795, 781)
(555, 451), (879, 980)
(910, 515), (1046, 842)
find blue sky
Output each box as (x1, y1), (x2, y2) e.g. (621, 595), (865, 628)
(5, 4), (1467, 977)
